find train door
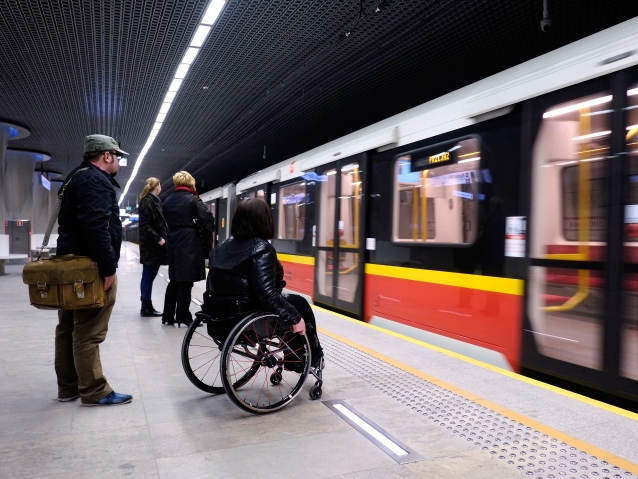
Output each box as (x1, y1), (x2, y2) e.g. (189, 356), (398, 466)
(525, 70), (638, 398)
(313, 154), (366, 318)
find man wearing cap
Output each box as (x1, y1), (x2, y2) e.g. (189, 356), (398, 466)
(54, 134), (132, 406)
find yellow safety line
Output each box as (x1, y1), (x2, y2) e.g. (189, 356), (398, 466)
(311, 304), (638, 423)
(278, 253), (315, 266)
(317, 324), (638, 476)
(365, 263), (524, 296)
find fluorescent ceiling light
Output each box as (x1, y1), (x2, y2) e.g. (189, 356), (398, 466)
(458, 157), (480, 163)
(326, 170), (337, 176)
(629, 88), (638, 97)
(447, 145), (461, 152)
(190, 25), (212, 47)
(182, 47), (200, 65)
(572, 130), (611, 141)
(627, 124), (638, 130)
(543, 95), (612, 118)
(333, 404), (408, 456)
(159, 103), (171, 114)
(168, 78), (183, 92)
(164, 91), (177, 103)
(156, 112), (167, 123)
(201, 0), (225, 25)
(581, 157), (605, 162)
(341, 164), (359, 172)
(174, 63), (191, 79)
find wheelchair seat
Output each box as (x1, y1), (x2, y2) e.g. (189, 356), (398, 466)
(181, 304), (324, 414)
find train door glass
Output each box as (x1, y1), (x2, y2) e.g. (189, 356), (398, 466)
(621, 84), (638, 381)
(218, 198), (228, 242)
(529, 91), (611, 370)
(208, 200), (217, 247)
(314, 160), (364, 316)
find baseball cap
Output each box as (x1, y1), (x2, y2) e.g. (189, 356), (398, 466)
(84, 134), (129, 155)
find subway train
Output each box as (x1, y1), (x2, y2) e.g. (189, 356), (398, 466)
(185, 19), (638, 402)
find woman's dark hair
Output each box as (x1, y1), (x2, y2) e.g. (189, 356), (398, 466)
(231, 198), (274, 240)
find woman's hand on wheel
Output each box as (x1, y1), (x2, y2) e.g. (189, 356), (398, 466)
(291, 318), (306, 335)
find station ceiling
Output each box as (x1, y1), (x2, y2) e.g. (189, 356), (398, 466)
(1, 1), (637, 205)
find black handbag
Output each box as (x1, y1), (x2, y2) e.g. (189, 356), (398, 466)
(191, 195), (214, 257)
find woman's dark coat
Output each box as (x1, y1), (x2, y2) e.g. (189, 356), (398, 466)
(163, 189), (215, 282)
(138, 193), (168, 266)
(206, 237), (301, 324)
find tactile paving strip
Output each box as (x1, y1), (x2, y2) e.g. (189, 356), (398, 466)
(320, 333), (636, 479)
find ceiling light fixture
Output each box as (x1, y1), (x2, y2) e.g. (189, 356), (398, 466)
(458, 157), (480, 164)
(572, 130), (611, 141)
(543, 96), (612, 118)
(119, 0), (226, 205)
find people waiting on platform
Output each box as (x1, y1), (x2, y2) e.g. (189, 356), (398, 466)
(161, 171), (215, 327)
(138, 177), (168, 317)
(207, 198), (324, 369)
(54, 134), (132, 406)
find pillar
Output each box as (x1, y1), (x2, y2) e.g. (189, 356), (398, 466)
(0, 122), (30, 234)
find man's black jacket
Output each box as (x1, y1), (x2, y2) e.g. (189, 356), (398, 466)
(56, 160), (122, 277)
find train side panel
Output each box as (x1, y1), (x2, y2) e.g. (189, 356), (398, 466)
(364, 265), (523, 371)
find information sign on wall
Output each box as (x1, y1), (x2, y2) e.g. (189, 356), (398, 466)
(505, 216), (526, 258)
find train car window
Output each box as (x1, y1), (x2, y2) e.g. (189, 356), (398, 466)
(622, 83), (638, 381)
(528, 91), (611, 372)
(278, 182), (306, 240)
(562, 163), (607, 241)
(393, 137), (480, 244)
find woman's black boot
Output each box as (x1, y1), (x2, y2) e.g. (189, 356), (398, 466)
(141, 300), (162, 317)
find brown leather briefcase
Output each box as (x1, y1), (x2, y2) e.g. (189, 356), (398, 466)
(23, 255), (106, 310)
(22, 166), (106, 311)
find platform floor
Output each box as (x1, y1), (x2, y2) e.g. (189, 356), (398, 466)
(1, 243), (637, 478)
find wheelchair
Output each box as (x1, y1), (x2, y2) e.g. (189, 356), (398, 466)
(181, 302), (324, 414)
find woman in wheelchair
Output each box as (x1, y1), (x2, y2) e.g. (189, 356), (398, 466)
(207, 198), (324, 369)
(181, 198), (324, 413)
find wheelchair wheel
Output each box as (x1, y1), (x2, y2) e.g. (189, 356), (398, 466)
(221, 312), (311, 414)
(182, 313), (259, 394)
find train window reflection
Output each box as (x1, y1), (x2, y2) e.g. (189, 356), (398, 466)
(392, 137), (480, 244)
(278, 182), (306, 240)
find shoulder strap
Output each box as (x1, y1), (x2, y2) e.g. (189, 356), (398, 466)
(37, 167), (90, 260)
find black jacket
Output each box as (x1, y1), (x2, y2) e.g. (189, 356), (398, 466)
(206, 237), (300, 324)
(138, 193), (168, 266)
(163, 189), (215, 282)
(56, 160), (122, 277)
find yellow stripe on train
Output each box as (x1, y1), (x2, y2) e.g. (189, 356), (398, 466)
(365, 263), (524, 296)
(277, 253), (315, 266)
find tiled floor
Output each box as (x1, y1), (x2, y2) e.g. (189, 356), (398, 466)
(0, 243), (635, 478)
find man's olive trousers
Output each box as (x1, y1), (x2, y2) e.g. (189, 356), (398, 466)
(54, 280), (117, 404)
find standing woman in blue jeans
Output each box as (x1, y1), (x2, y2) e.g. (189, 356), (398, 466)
(138, 177), (168, 317)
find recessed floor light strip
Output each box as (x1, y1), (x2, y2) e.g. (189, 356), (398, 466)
(323, 400), (424, 464)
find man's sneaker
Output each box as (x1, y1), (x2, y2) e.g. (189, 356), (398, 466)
(81, 391), (132, 407)
(56, 394), (80, 402)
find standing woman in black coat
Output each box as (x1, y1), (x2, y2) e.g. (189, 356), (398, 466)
(138, 177), (168, 317)
(161, 171), (215, 327)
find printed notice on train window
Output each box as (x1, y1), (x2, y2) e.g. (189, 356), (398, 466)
(505, 216), (526, 258)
